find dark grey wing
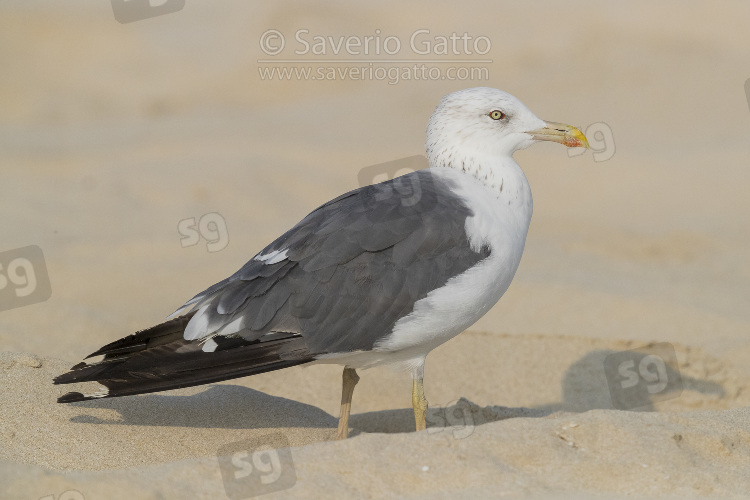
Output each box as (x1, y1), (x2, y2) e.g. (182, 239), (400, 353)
(175, 169), (491, 354)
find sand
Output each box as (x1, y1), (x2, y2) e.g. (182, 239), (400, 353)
(2, 1), (750, 498)
(3, 339), (750, 499)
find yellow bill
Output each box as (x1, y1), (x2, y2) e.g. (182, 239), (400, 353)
(527, 121), (589, 149)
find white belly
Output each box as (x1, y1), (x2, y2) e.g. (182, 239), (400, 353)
(316, 165), (533, 371)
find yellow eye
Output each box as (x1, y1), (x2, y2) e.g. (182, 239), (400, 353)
(489, 110), (505, 120)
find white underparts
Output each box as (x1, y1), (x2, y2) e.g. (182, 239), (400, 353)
(319, 165), (532, 371)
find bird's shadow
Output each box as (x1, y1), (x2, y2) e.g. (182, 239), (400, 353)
(69, 385), (339, 430)
(66, 347), (728, 435)
(535, 347), (726, 414)
(348, 403), (549, 436)
(348, 345), (729, 435)
(66, 384), (527, 435)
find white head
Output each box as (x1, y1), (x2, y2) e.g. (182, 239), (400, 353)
(426, 87), (587, 183)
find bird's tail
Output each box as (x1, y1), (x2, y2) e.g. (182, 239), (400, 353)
(53, 314), (313, 403)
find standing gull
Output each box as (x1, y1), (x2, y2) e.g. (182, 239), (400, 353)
(55, 87), (588, 439)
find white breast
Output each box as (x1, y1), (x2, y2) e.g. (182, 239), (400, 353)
(374, 164), (533, 356)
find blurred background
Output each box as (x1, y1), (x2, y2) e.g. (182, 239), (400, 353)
(1, 0), (749, 376)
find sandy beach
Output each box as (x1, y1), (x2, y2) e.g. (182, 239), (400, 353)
(2, 1), (750, 498)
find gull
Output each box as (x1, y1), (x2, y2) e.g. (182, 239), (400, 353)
(54, 87), (588, 439)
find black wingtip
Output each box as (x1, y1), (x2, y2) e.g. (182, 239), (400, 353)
(82, 313), (195, 360)
(53, 363), (89, 385)
(57, 391), (87, 403)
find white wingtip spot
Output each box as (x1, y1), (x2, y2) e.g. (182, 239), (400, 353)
(202, 338), (218, 352)
(86, 388), (110, 399)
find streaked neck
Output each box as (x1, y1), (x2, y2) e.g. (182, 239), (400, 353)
(430, 153), (533, 212)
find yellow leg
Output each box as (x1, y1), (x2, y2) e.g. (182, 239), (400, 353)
(336, 367), (360, 440)
(412, 377), (428, 431)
